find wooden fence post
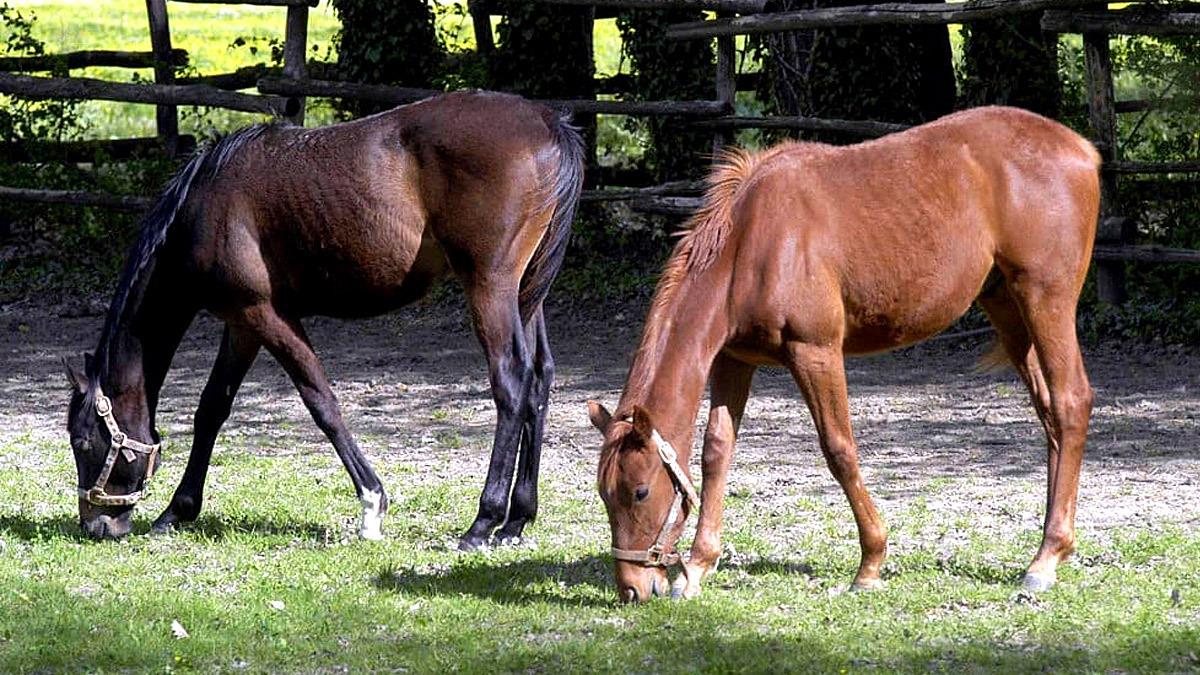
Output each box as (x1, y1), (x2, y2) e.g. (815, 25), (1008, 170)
(1083, 29), (1127, 304)
(713, 11), (736, 154)
(283, 3), (309, 125)
(144, 0), (179, 157)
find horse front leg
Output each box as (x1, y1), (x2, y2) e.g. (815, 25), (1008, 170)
(152, 325), (260, 533)
(787, 342), (888, 591)
(249, 306), (389, 540)
(673, 353), (755, 600)
(459, 287), (534, 550)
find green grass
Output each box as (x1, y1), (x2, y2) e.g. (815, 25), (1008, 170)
(2, 434), (1198, 673)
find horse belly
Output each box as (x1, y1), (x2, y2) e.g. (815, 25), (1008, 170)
(840, 244), (993, 355)
(303, 228), (449, 318)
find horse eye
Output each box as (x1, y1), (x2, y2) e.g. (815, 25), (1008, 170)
(635, 486), (649, 502)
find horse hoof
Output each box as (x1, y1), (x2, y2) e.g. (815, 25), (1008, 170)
(850, 578), (884, 592)
(1021, 573), (1055, 593)
(149, 522), (175, 536)
(457, 536), (486, 552)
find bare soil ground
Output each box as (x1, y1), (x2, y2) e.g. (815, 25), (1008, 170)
(2, 294), (1197, 554)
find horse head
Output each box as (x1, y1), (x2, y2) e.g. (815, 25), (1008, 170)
(590, 401), (696, 603)
(64, 353), (160, 540)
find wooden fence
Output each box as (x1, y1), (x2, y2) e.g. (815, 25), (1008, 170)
(1, 0), (1199, 304)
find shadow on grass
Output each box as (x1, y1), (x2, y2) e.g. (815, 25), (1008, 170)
(0, 514), (85, 542)
(179, 513), (331, 541)
(0, 512), (330, 544)
(374, 553), (616, 608)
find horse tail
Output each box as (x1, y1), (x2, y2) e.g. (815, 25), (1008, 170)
(975, 340), (1014, 374)
(519, 108), (584, 323)
(96, 123), (272, 376)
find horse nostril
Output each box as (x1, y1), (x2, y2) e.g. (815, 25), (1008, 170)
(622, 587), (638, 604)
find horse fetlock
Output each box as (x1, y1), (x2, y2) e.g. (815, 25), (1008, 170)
(168, 493), (203, 523)
(359, 489), (386, 540)
(850, 577), (885, 592)
(1021, 571), (1057, 593)
(670, 562), (708, 600)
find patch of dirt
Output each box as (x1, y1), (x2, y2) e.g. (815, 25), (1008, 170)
(2, 293), (1197, 552)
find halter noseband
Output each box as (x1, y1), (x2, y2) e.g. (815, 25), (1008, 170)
(610, 428), (700, 569)
(77, 385), (161, 507)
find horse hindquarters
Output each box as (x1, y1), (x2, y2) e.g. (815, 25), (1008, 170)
(452, 109), (584, 549)
(984, 146), (1098, 591)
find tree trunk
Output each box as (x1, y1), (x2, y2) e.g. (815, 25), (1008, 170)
(757, 0), (955, 141)
(961, 13), (1061, 117)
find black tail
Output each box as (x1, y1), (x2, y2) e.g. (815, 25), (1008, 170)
(518, 108), (584, 323)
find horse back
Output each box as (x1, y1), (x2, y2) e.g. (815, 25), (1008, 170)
(181, 92), (567, 318)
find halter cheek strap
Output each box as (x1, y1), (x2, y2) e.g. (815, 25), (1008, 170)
(610, 429), (700, 569)
(78, 386), (161, 507)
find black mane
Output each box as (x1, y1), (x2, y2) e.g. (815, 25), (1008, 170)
(93, 122), (277, 384)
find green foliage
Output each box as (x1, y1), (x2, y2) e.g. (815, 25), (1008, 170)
(329, 0), (444, 118)
(1076, 33), (1200, 345)
(616, 10), (714, 181)
(0, 3), (82, 145)
(491, 5), (594, 100)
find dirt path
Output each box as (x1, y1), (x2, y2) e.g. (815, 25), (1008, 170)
(2, 296), (1197, 549)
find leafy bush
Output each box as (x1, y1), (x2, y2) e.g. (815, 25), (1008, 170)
(0, 3), (82, 145)
(616, 9), (714, 181)
(329, 0), (444, 118)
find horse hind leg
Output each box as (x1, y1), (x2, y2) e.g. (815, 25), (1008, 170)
(152, 325), (260, 533)
(977, 280), (1060, 482)
(458, 284), (534, 550)
(494, 306), (552, 544)
(982, 274), (1093, 592)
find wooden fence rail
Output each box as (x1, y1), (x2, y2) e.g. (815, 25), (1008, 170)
(0, 72), (294, 115)
(0, 49), (188, 72)
(666, 0), (1098, 39)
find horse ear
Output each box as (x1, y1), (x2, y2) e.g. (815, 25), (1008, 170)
(62, 355), (88, 393)
(630, 405), (657, 441)
(587, 400), (612, 433)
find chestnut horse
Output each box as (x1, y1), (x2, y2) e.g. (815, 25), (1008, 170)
(589, 106), (1099, 603)
(64, 91), (583, 547)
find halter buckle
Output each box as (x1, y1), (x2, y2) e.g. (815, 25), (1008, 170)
(94, 394), (112, 415)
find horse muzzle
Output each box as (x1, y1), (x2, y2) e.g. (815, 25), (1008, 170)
(79, 500), (134, 540)
(616, 562), (669, 603)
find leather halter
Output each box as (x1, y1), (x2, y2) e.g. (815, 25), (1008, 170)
(610, 429), (700, 568)
(77, 385), (161, 507)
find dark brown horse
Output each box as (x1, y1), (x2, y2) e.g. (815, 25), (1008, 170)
(64, 91), (583, 547)
(589, 106), (1099, 603)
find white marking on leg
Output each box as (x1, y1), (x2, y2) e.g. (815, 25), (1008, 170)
(360, 489), (384, 541)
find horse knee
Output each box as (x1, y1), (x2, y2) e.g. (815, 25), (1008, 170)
(820, 435), (860, 475)
(1054, 383), (1093, 436)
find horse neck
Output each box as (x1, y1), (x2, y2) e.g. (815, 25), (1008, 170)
(618, 265), (731, 456)
(96, 258), (190, 436)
